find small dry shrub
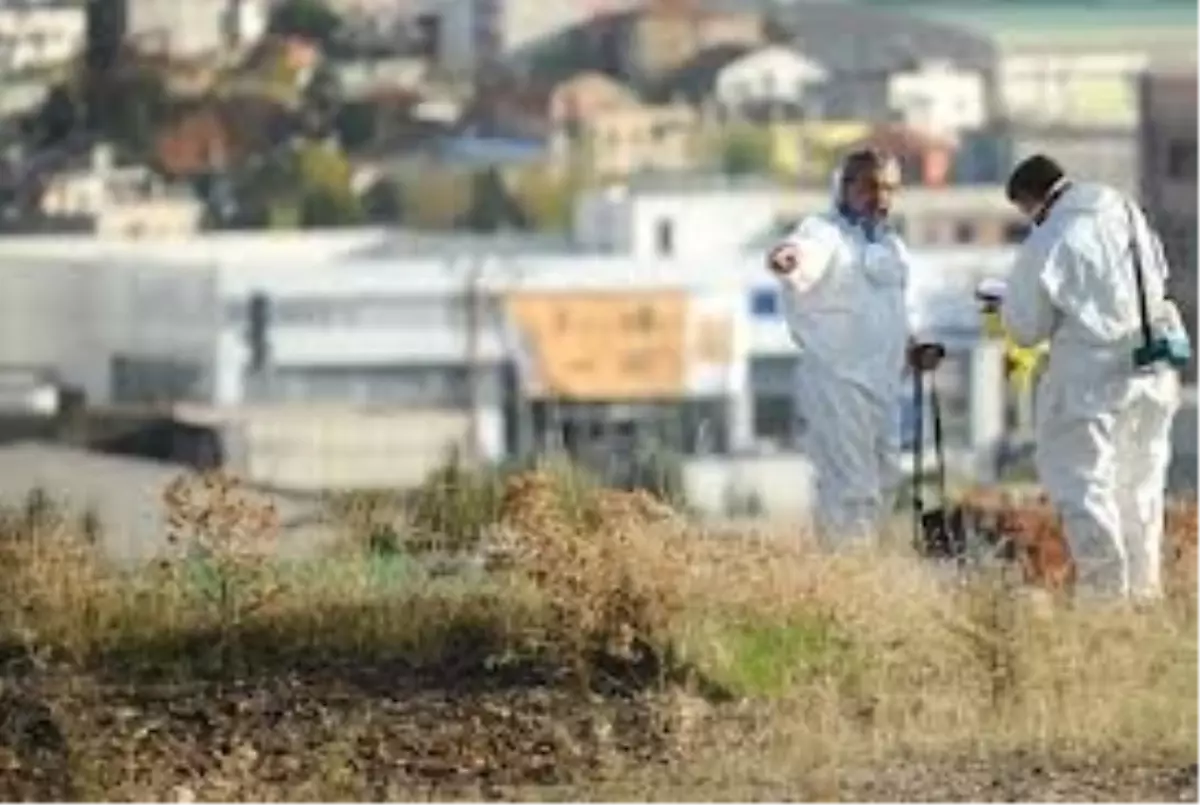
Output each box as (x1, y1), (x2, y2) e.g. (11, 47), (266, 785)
(494, 466), (691, 689)
(0, 490), (111, 663)
(327, 454), (516, 559)
(405, 451), (506, 554)
(162, 470), (285, 670)
(326, 490), (411, 557)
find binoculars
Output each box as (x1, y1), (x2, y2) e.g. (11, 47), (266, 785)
(1134, 334), (1192, 371)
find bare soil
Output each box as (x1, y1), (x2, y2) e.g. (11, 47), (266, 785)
(1, 658), (1194, 802)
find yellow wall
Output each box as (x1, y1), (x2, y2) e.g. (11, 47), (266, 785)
(766, 120), (872, 180)
(505, 291), (689, 400)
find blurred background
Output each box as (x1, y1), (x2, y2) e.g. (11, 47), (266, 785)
(0, 0), (1193, 556)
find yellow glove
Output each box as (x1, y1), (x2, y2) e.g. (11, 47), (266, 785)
(982, 310), (1048, 392)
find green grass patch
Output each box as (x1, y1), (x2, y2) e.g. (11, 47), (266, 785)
(695, 612), (859, 698)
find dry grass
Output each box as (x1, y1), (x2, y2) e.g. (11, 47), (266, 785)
(0, 464), (1195, 801)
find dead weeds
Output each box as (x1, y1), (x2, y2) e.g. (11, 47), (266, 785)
(0, 466), (1194, 801)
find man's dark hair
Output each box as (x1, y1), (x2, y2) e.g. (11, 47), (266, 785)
(1006, 154), (1066, 204)
(840, 147), (897, 189)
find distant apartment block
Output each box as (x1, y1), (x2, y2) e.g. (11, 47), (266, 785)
(998, 51), (1149, 129)
(126, 0), (266, 58)
(957, 122), (1139, 198)
(814, 60), (987, 138)
(0, 0), (85, 73)
(36, 145), (204, 239)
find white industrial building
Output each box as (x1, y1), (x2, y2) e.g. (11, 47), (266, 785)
(0, 182), (1023, 511)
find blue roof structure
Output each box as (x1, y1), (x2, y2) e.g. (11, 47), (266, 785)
(433, 134), (548, 167)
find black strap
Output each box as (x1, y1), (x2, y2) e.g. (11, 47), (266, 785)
(911, 366), (948, 520)
(911, 365), (924, 546)
(1124, 202), (1155, 351)
(930, 381), (948, 513)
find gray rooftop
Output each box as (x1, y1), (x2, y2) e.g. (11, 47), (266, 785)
(760, 1), (997, 74)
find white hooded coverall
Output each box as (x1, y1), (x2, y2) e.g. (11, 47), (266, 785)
(771, 187), (918, 548)
(1002, 182), (1183, 600)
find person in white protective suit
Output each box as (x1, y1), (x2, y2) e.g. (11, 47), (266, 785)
(766, 148), (944, 548)
(999, 154), (1188, 601)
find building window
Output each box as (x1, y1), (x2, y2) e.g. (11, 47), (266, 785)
(953, 220), (975, 244)
(751, 289), (778, 317)
(655, 217), (674, 257)
(1166, 138), (1197, 180)
(753, 396), (794, 446)
(111, 356), (203, 404)
(273, 366), (469, 407)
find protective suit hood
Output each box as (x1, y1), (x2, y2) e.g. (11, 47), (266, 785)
(830, 163), (891, 242)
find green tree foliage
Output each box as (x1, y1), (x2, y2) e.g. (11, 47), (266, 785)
(104, 65), (172, 153)
(511, 165), (575, 232)
(400, 167), (470, 230)
(301, 60), (342, 136)
(27, 84), (79, 147)
(231, 140), (363, 229)
(294, 140), (362, 226)
(27, 63), (170, 153)
(362, 177), (405, 223)
(456, 168), (528, 232)
(268, 0), (342, 47)
(720, 125), (773, 176)
(334, 100), (377, 152)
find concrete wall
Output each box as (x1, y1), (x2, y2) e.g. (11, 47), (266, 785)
(683, 453), (815, 521)
(0, 256), (219, 405)
(0, 258), (111, 399)
(180, 405), (478, 492)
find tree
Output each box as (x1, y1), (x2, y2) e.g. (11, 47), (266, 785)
(268, 0), (342, 47)
(28, 84), (80, 148)
(720, 125), (773, 176)
(301, 60), (342, 137)
(293, 140), (362, 226)
(362, 177), (404, 223)
(300, 188), (361, 227)
(511, 165), (574, 232)
(105, 65), (171, 153)
(334, 100), (377, 152)
(401, 167), (470, 230)
(456, 167), (528, 232)
(27, 60), (171, 154)
(227, 139), (363, 229)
